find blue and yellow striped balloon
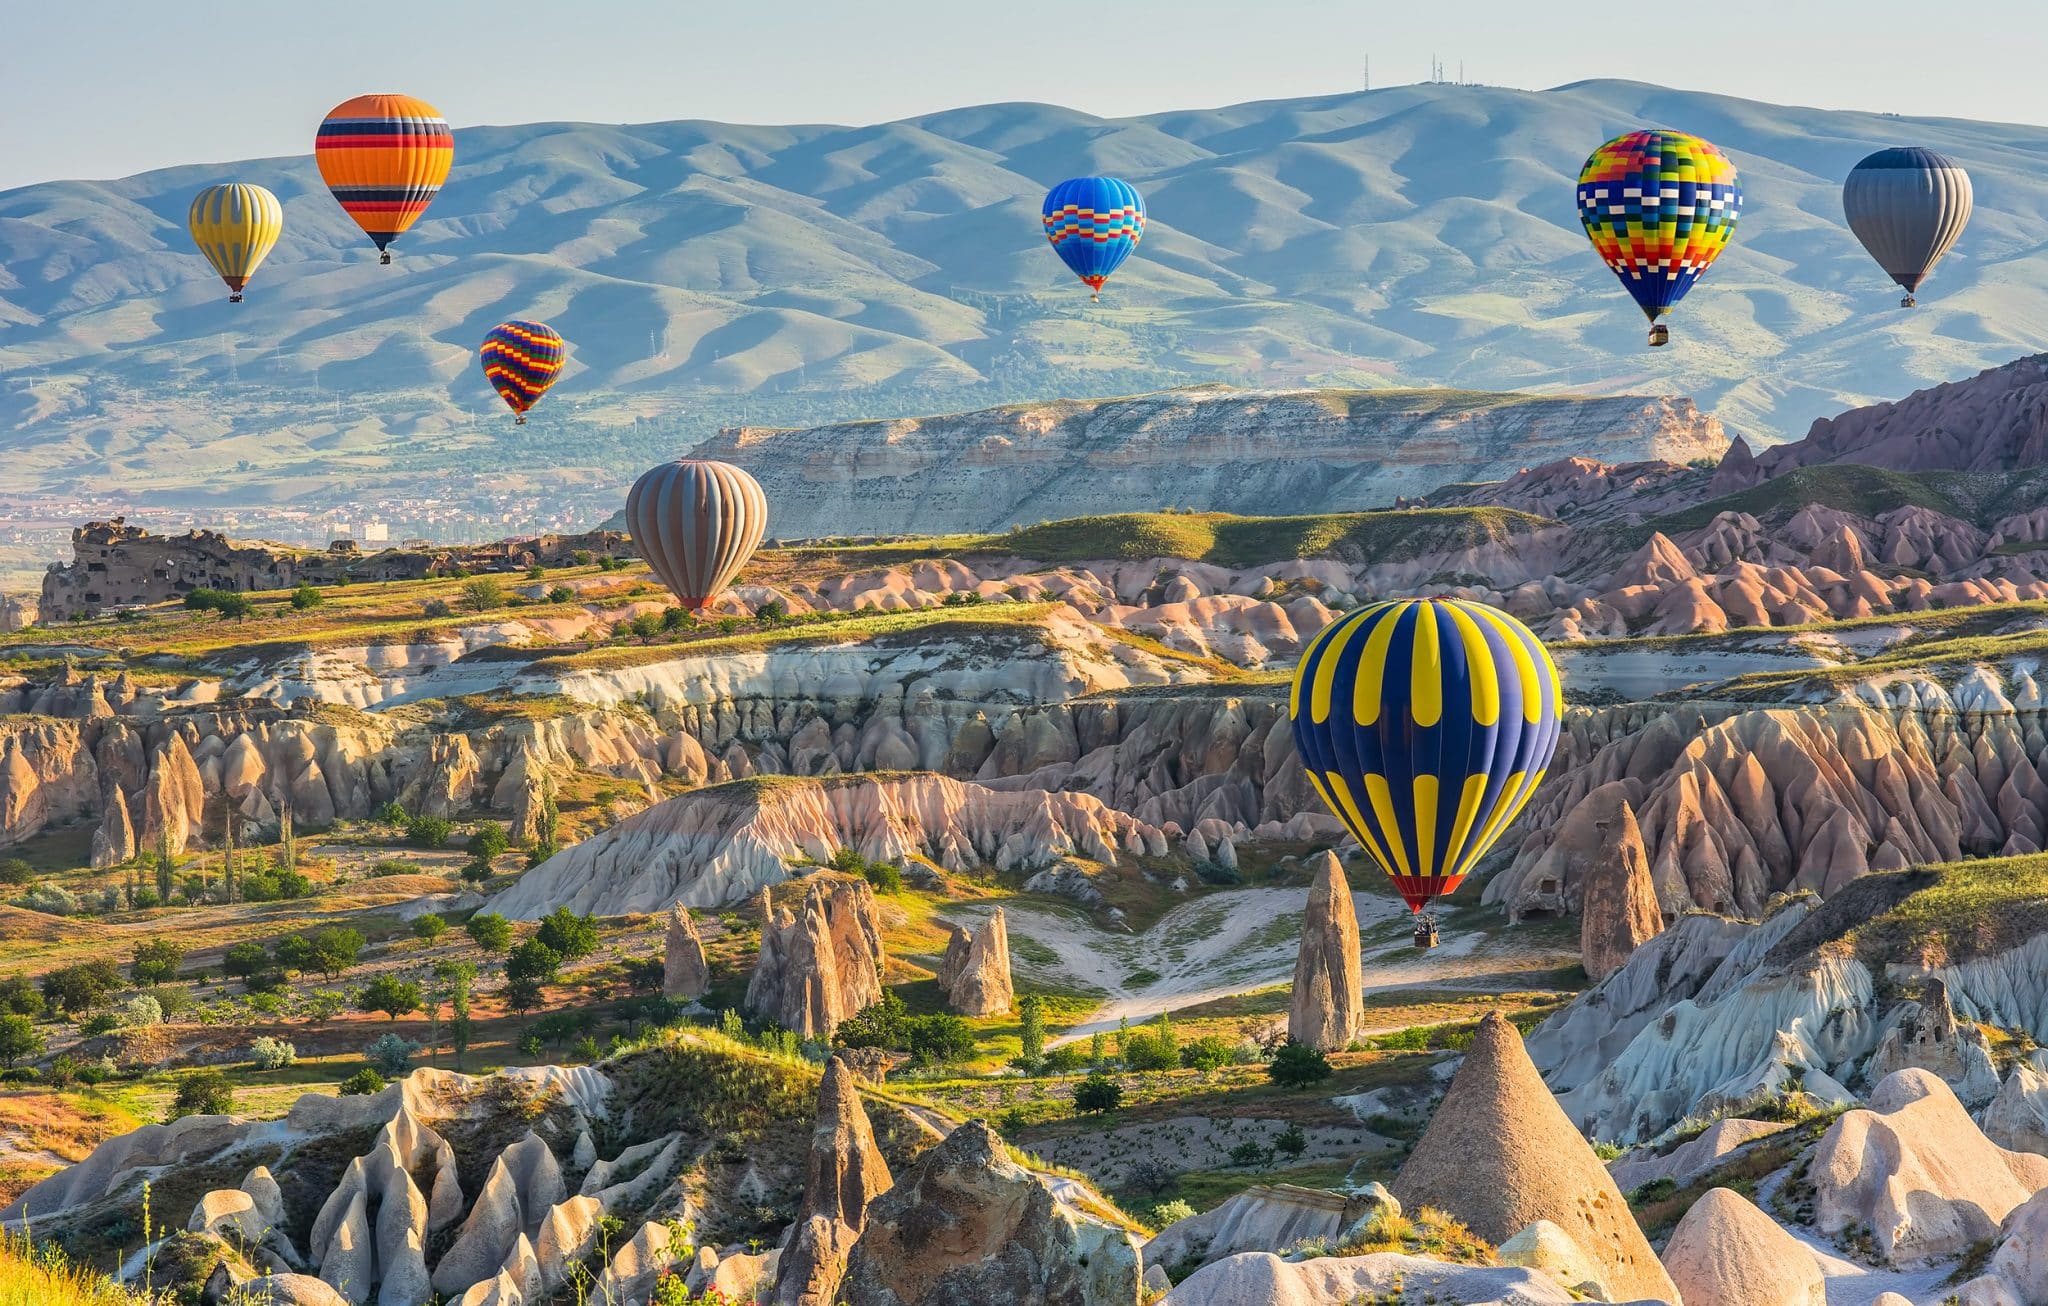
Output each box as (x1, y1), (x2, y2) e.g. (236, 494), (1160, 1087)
(1289, 598), (1561, 914)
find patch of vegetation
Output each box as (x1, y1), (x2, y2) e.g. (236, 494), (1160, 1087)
(1631, 464), (1972, 543)
(1839, 855), (2048, 968)
(993, 507), (1553, 568)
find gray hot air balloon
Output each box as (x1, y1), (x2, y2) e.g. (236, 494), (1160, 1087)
(625, 459), (769, 611)
(1843, 147), (1973, 308)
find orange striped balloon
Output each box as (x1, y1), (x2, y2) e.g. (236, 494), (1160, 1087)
(315, 94), (453, 263)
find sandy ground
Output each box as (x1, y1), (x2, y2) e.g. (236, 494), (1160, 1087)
(1551, 645), (1829, 699)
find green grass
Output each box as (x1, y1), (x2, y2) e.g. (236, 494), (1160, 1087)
(523, 603), (1067, 674)
(1845, 854), (2048, 967)
(990, 507), (1553, 568)
(1630, 464), (1971, 544)
(0, 1231), (145, 1306)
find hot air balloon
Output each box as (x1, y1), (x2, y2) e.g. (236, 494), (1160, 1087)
(1041, 177), (1145, 301)
(1576, 130), (1742, 347)
(188, 184), (283, 302)
(315, 94), (453, 264)
(478, 321), (565, 424)
(1289, 597), (1561, 949)
(1844, 148), (1973, 308)
(626, 460), (769, 612)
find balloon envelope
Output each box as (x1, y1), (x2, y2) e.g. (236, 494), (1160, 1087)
(479, 320), (565, 416)
(315, 94), (453, 255)
(626, 460), (769, 611)
(1289, 597), (1561, 914)
(188, 183), (283, 299)
(1041, 177), (1145, 298)
(1576, 130), (1741, 325)
(1844, 147), (1972, 297)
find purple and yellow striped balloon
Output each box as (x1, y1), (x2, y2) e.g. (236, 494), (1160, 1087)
(479, 320), (565, 424)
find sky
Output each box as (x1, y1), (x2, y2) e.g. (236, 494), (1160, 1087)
(5, 0), (2046, 191)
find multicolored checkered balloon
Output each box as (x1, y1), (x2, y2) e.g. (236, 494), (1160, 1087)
(1576, 130), (1741, 344)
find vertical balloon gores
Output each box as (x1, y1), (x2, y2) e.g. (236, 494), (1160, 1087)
(626, 460), (769, 613)
(1576, 130), (1741, 348)
(1042, 177), (1145, 302)
(1288, 598), (1561, 939)
(1844, 147), (1973, 309)
(188, 183), (284, 303)
(316, 94), (453, 265)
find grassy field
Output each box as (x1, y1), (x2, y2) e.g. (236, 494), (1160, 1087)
(0, 1233), (143, 1306)
(1845, 853), (2048, 967)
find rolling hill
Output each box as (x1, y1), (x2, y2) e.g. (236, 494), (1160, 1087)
(4, 78), (2048, 509)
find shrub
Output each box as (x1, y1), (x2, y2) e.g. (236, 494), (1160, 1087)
(1073, 1073), (1123, 1114)
(535, 907), (598, 960)
(1152, 1198), (1197, 1227)
(289, 585), (324, 610)
(185, 588), (253, 619)
(129, 939), (184, 985)
(547, 586), (575, 604)
(249, 1036), (297, 1070)
(1266, 1040), (1333, 1089)
(466, 912), (513, 952)
(422, 598), (452, 618)
(1180, 1035), (1234, 1073)
(338, 1068), (387, 1096)
(169, 1070), (235, 1120)
(364, 1032), (421, 1077)
(1042, 1044), (1088, 1074)
(20, 884), (80, 916)
(526, 564), (546, 579)
(76, 1012), (120, 1038)
(1274, 1122), (1308, 1159)
(461, 577), (505, 612)
(862, 862), (902, 893)
(0, 976), (44, 1018)
(574, 1034), (602, 1063)
(43, 960), (121, 1013)
(1228, 1139), (1270, 1167)
(240, 866), (312, 901)
(412, 913), (448, 941)
(0, 858), (32, 887)
(906, 1014), (975, 1067)
(405, 814), (454, 849)
(145, 985), (193, 1020)
(465, 823), (510, 863)
(518, 1032), (546, 1057)
(368, 858), (417, 877)
(833, 991), (909, 1050)
(121, 995), (163, 1028)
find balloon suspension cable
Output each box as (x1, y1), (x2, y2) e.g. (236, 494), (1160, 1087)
(1648, 323), (1670, 348)
(380, 251), (393, 266)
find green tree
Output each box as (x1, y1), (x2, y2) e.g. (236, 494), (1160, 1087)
(405, 813), (454, 849)
(412, 913), (448, 942)
(272, 934), (316, 974)
(42, 960), (121, 1014)
(357, 975), (422, 1021)
(527, 777), (560, 866)
(222, 940), (270, 980)
(534, 907), (598, 961)
(289, 585), (324, 610)
(503, 977), (547, 1013)
(154, 823), (176, 905)
(169, 1070), (235, 1120)
(465, 823), (509, 864)
(1073, 1073), (1123, 1114)
(1266, 1041), (1333, 1089)
(278, 798), (297, 873)
(0, 976), (44, 1018)
(0, 1015), (45, 1067)
(1180, 1035), (1234, 1073)
(1017, 994), (1046, 1067)
(338, 1068), (386, 1096)
(460, 577), (505, 613)
(906, 1014), (975, 1067)
(1275, 1122), (1308, 1159)
(0, 859), (33, 887)
(833, 991), (909, 1050)
(435, 960), (477, 1070)
(130, 939), (184, 985)
(307, 926), (366, 979)
(506, 940), (561, 987)
(465, 912), (513, 952)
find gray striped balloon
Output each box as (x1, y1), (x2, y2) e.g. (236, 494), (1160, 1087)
(625, 460), (769, 611)
(1843, 148), (1973, 307)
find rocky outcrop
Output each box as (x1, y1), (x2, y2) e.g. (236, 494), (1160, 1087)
(1159, 1252), (1580, 1305)
(1811, 1068), (2048, 1263)
(1143, 1184), (1385, 1276)
(1607, 1119), (1786, 1195)
(1747, 355), (2048, 481)
(745, 876), (885, 1040)
(840, 1120), (1140, 1306)
(771, 1057), (892, 1306)
(493, 773), (1169, 919)
(1956, 1185), (2048, 1305)
(1577, 801), (1663, 982)
(1392, 1012), (1678, 1302)
(1865, 978), (2001, 1106)
(936, 909), (1013, 1017)
(431, 1132), (562, 1294)
(1287, 853), (1361, 1052)
(663, 904), (710, 1000)
(1984, 1061), (2048, 1155)
(1661, 1187), (1825, 1306)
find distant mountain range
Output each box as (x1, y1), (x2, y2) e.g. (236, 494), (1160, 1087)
(4, 79), (2048, 509)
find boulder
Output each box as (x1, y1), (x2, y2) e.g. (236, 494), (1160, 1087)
(1391, 1012), (1678, 1302)
(233, 1275), (352, 1306)
(189, 1188), (271, 1246)
(1287, 853), (1362, 1052)
(1144, 1185), (1378, 1275)
(1811, 1068), (2048, 1263)
(1984, 1062), (2048, 1155)
(1158, 1251), (1579, 1304)
(1496, 1220), (1610, 1299)
(663, 903), (710, 1000)
(771, 1056), (894, 1306)
(1578, 801), (1663, 982)
(840, 1120), (1140, 1305)
(1660, 1187), (1824, 1306)
(936, 909), (1014, 1017)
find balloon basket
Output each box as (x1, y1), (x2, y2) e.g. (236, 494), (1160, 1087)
(1647, 324), (1670, 348)
(228, 294), (243, 304)
(1412, 915), (1440, 950)
(1901, 295), (1916, 308)
(380, 252), (392, 265)
(515, 415), (527, 425)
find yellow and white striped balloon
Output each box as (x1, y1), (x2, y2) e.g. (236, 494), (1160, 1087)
(188, 183), (284, 302)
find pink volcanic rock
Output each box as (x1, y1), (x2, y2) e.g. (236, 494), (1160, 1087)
(1609, 533), (1697, 588)
(1753, 355), (2048, 478)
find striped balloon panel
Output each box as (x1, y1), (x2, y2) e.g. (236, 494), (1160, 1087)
(188, 183), (284, 292)
(1041, 176), (1146, 291)
(626, 460), (770, 612)
(315, 94), (454, 249)
(1576, 130), (1741, 320)
(479, 320), (565, 414)
(1843, 148), (1973, 293)
(1288, 598), (1561, 913)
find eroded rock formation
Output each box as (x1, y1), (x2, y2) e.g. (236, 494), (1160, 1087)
(1287, 852), (1362, 1052)
(936, 909), (1013, 1017)
(770, 1057), (892, 1306)
(745, 877), (885, 1040)
(663, 904), (709, 1000)
(1577, 802), (1663, 983)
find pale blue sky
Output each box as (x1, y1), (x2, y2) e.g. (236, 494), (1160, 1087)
(5, 0), (2044, 190)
